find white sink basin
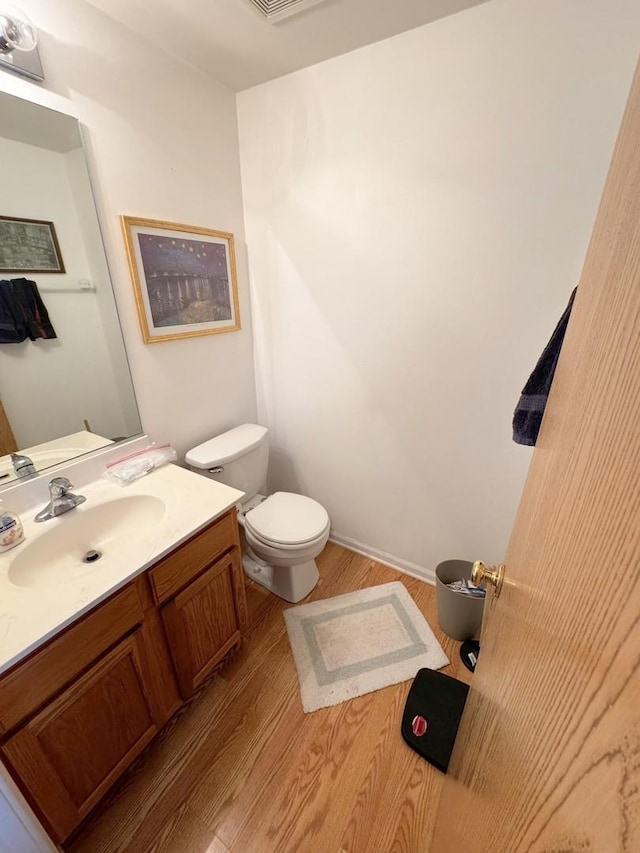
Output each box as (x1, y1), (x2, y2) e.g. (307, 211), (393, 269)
(8, 495), (166, 589)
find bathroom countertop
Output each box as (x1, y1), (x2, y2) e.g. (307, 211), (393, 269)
(0, 463), (244, 676)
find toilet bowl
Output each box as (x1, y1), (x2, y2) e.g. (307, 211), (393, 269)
(185, 425), (330, 603)
(238, 491), (330, 602)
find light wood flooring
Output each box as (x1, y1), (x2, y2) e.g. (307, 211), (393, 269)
(67, 543), (472, 853)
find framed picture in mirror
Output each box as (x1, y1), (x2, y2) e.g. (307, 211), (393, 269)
(121, 216), (241, 343)
(0, 215), (65, 273)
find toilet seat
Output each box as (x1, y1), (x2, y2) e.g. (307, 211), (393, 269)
(244, 491), (329, 547)
(244, 526), (329, 566)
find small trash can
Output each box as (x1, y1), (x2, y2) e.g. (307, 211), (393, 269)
(435, 559), (485, 641)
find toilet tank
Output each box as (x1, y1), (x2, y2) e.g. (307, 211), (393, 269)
(185, 424), (269, 501)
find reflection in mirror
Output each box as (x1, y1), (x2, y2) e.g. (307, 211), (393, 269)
(0, 92), (142, 487)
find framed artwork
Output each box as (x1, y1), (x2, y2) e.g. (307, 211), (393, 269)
(0, 216), (65, 273)
(121, 216), (241, 343)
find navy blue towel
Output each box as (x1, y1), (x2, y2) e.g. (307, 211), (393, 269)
(0, 278), (57, 343)
(512, 288), (577, 446)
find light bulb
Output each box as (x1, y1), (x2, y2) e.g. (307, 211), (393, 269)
(0, 4), (37, 54)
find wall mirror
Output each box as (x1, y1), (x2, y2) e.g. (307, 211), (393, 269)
(0, 91), (142, 486)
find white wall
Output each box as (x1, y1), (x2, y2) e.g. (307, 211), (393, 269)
(0, 136), (132, 446)
(0, 0), (257, 461)
(237, 0), (640, 578)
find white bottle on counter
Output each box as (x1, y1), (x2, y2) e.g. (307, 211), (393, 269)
(0, 501), (25, 552)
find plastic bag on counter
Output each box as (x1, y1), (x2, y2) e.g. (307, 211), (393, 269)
(103, 444), (177, 486)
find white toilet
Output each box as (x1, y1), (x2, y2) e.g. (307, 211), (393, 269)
(185, 424), (330, 603)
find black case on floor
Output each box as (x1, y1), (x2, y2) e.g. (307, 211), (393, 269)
(401, 668), (469, 773)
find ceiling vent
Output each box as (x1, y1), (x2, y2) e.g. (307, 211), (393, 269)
(243, 0), (328, 23)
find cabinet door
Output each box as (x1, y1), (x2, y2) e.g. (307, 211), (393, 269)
(2, 631), (158, 842)
(162, 552), (242, 698)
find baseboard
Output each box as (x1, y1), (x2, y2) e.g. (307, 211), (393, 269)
(329, 533), (436, 586)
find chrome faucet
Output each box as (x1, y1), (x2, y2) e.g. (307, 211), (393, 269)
(34, 477), (86, 522)
(11, 453), (37, 478)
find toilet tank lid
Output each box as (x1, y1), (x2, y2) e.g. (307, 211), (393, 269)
(185, 424), (268, 468)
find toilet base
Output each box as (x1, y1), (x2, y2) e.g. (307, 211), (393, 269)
(242, 553), (319, 603)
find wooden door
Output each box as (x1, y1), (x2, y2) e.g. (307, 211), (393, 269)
(430, 61), (640, 852)
(161, 552), (242, 699)
(2, 631), (158, 842)
(0, 400), (17, 456)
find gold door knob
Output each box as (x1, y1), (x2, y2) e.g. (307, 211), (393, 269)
(472, 561), (505, 597)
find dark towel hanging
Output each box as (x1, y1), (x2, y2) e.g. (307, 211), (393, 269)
(0, 279), (23, 343)
(512, 288), (577, 446)
(0, 278), (57, 343)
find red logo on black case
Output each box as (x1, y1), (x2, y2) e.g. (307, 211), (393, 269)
(412, 715), (427, 737)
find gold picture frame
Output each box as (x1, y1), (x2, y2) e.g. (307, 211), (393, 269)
(121, 216), (241, 343)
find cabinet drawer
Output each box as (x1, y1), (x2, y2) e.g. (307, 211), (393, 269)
(148, 509), (238, 605)
(0, 580), (144, 736)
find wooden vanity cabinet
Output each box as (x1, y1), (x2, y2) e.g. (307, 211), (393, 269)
(0, 508), (246, 843)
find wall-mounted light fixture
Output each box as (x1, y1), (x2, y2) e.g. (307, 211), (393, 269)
(0, 3), (44, 81)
